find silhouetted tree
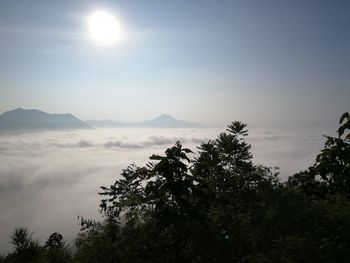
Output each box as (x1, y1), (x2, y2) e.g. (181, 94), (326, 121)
(44, 232), (72, 263)
(94, 121), (280, 262)
(288, 112), (350, 198)
(5, 228), (43, 263)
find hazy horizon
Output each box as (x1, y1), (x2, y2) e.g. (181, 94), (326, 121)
(0, 107), (341, 129)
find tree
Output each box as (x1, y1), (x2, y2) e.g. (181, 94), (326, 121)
(284, 112), (350, 262)
(5, 228), (43, 263)
(79, 117), (350, 262)
(44, 232), (72, 263)
(288, 112), (350, 198)
(74, 218), (120, 263)
(94, 121), (279, 262)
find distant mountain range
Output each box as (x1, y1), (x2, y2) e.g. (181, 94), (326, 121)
(0, 109), (201, 132)
(0, 108), (91, 132)
(86, 114), (201, 128)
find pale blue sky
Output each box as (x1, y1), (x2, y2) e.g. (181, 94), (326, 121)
(0, 0), (349, 125)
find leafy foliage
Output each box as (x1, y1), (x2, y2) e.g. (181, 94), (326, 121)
(5, 228), (43, 263)
(288, 112), (350, 198)
(44, 232), (72, 263)
(2, 114), (350, 262)
(85, 117), (350, 262)
(1, 229), (72, 263)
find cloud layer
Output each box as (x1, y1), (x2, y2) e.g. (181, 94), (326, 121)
(0, 126), (329, 253)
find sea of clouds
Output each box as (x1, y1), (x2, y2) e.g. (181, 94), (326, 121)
(0, 126), (330, 253)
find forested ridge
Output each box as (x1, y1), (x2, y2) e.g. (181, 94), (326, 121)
(1, 112), (349, 263)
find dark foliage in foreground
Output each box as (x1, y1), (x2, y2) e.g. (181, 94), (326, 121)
(0, 230), (71, 263)
(1, 113), (349, 263)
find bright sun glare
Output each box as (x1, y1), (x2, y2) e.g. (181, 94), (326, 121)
(88, 11), (122, 46)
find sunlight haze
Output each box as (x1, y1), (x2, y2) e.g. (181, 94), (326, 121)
(0, 0), (348, 125)
(87, 11), (123, 46)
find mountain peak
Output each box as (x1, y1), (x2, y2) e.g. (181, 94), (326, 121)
(14, 107), (24, 111)
(154, 114), (176, 121)
(141, 114), (200, 128)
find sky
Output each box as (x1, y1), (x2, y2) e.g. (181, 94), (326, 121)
(0, 0), (349, 125)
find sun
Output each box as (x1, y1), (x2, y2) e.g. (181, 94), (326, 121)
(88, 11), (122, 46)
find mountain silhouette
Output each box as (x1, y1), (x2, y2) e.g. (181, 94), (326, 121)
(140, 114), (199, 127)
(86, 114), (200, 128)
(0, 108), (91, 132)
